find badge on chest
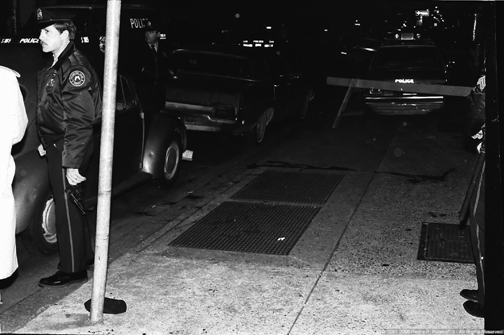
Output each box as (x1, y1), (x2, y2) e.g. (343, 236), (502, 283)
(46, 71), (56, 88)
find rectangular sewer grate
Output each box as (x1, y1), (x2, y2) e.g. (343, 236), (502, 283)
(169, 201), (321, 255)
(231, 170), (343, 205)
(417, 222), (473, 263)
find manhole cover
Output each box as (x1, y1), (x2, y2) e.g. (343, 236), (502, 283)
(417, 222), (473, 263)
(169, 201), (321, 255)
(232, 170), (343, 205)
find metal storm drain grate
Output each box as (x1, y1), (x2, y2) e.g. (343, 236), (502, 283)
(417, 222), (473, 263)
(231, 170), (343, 205)
(169, 201), (321, 255)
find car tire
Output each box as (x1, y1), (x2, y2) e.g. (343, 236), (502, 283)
(21, 193), (59, 255)
(156, 134), (182, 187)
(246, 111), (267, 146)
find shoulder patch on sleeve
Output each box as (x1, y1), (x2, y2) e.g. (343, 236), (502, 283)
(69, 70), (86, 87)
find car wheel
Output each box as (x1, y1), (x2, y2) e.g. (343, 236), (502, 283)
(246, 111), (267, 145)
(21, 194), (59, 255)
(158, 134), (182, 187)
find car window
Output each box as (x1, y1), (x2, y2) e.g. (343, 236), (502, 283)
(172, 52), (256, 79)
(264, 53), (292, 80)
(252, 60), (269, 80)
(370, 46), (444, 71)
(271, 53), (292, 77)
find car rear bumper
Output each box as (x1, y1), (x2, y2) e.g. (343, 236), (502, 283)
(364, 96), (444, 115)
(178, 114), (236, 132)
(163, 101), (240, 133)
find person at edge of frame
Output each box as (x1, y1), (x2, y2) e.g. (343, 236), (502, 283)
(0, 65), (28, 304)
(129, 19), (171, 126)
(459, 74), (486, 318)
(35, 8), (102, 287)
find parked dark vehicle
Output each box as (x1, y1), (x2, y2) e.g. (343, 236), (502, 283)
(2, 5), (186, 255)
(10, 71), (186, 255)
(163, 45), (315, 144)
(362, 34), (448, 116)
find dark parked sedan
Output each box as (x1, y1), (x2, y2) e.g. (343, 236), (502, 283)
(362, 34), (448, 115)
(163, 45), (315, 144)
(10, 72), (186, 255)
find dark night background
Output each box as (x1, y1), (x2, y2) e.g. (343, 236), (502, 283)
(2, 1), (491, 82)
(0, 1), (485, 41)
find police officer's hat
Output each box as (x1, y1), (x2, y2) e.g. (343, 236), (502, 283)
(37, 8), (75, 28)
(144, 20), (160, 32)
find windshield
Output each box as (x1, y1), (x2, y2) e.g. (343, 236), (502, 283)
(370, 46), (445, 71)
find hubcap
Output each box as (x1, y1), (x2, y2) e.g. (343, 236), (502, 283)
(41, 198), (57, 243)
(256, 113), (266, 143)
(164, 142), (180, 180)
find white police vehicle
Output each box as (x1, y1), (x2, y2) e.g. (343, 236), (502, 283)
(363, 32), (448, 115)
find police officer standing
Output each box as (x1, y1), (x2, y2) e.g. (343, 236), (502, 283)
(459, 75), (486, 318)
(131, 20), (170, 123)
(35, 9), (102, 287)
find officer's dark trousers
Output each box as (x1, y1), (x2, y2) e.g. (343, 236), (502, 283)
(136, 81), (165, 126)
(46, 143), (94, 274)
(469, 161), (485, 306)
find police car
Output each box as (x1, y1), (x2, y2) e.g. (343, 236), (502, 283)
(1, 5), (186, 255)
(2, 4), (168, 71)
(362, 32), (448, 115)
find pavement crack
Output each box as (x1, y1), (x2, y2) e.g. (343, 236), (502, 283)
(378, 168), (456, 184)
(248, 160), (356, 171)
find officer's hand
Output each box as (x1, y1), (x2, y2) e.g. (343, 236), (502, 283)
(66, 168), (86, 186)
(38, 144), (46, 157)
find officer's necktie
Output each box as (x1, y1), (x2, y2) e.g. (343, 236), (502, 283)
(151, 45), (158, 83)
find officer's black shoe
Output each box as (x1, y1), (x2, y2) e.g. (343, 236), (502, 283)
(463, 301), (484, 318)
(38, 270), (88, 287)
(460, 289), (479, 303)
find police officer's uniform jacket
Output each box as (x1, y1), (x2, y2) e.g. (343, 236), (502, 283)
(37, 41), (102, 169)
(133, 40), (170, 88)
(36, 41), (101, 273)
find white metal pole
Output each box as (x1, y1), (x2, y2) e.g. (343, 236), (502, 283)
(90, 0), (121, 323)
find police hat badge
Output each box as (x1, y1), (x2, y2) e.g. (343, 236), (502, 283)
(37, 8), (75, 28)
(144, 20), (159, 32)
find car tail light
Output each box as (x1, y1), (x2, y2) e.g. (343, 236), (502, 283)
(214, 105), (236, 121)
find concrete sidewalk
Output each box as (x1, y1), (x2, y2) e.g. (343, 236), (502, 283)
(12, 116), (484, 335)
